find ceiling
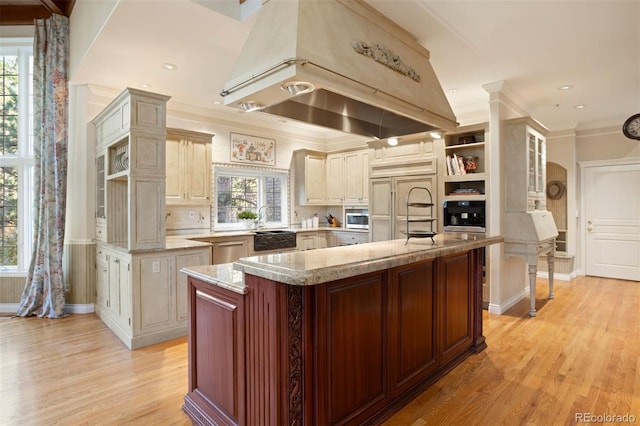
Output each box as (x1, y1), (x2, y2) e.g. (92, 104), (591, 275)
(6, 0), (640, 140)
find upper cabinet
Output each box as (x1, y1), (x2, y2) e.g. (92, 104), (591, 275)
(343, 150), (369, 205)
(294, 148), (369, 206)
(294, 150), (327, 205)
(92, 88), (170, 250)
(503, 117), (548, 212)
(442, 123), (488, 202)
(166, 128), (213, 205)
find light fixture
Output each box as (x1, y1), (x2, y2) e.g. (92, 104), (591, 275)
(139, 83), (152, 89)
(239, 101), (265, 112)
(447, 88), (458, 95)
(281, 81), (315, 96)
(429, 131), (442, 139)
(574, 104), (586, 109)
(161, 63), (178, 70)
(387, 137), (399, 146)
(558, 84), (573, 90)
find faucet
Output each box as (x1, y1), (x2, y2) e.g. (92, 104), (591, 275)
(257, 205), (270, 230)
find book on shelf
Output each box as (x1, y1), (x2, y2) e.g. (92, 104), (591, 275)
(446, 154), (466, 176)
(448, 188), (481, 196)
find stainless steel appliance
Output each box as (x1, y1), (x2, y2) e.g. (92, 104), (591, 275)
(443, 200), (486, 232)
(345, 209), (369, 230)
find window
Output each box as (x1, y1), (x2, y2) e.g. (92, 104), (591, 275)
(0, 39), (34, 274)
(214, 166), (288, 230)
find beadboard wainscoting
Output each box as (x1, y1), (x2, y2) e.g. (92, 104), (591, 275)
(0, 242), (96, 314)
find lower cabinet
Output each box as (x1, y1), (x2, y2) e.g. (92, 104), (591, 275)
(95, 243), (211, 349)
(297, 231), (328, 250)
(332, 230), (369, 246)
(184, 248), (483, 425)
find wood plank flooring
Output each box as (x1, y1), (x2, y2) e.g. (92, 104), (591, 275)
(1, 275), (638, 425)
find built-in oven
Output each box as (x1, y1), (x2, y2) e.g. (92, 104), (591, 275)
(345, 208), (369, 229)
(443, 200), (485, 232)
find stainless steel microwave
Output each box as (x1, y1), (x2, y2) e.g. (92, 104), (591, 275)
(345, 210), (369, 229)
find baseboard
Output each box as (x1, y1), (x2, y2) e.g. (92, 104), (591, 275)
(0, 303), (94, 315)
(487, 288), (528, 315)
(537, 271), (577, 281)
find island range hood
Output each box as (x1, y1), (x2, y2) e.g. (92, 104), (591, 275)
(221, 0), (458, 139)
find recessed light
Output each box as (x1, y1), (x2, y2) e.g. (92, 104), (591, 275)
(387, 137), (399, 146)
(139, 83), (152, 89)
(558, 84), (573, 90)
(213, 100), (221, 105)
(239, 101), (265, 112)
(574, 104), (586, 109)
(161, 63), (178, 71)
(429, 131), (442, 139)
(281, 81), (314, 96)
(447, 89), (458, 95)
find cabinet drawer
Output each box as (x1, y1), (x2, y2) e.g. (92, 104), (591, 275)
(96, 221), (107, 242)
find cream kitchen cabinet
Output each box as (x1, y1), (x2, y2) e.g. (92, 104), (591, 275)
(343, 149), (369, 204)
(332, 230), (369, 246)
(95, 243), (211, 349)
(166, 128), (213, 205)
(296, 231), (328, 250)
(92, 88), (170, 251)
(504, 117), (549, 212)
(326, 153), (344, 204)
(95, 244), (132, 342)
(294, 150), (327, 205)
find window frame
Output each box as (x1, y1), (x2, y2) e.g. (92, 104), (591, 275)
(0, 38), (34, 276)
(213, 165), (289, 231)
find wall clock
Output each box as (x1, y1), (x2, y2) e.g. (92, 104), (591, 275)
(622, 113), (640, 140)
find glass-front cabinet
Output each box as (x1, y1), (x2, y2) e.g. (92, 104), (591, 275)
(504, 117), (548, 212)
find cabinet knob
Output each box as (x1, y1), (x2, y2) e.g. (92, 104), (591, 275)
(587, 227), (593, 232)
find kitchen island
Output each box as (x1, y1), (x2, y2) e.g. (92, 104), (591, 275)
(181, 233), (502, 425)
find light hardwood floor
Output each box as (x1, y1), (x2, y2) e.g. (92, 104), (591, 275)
(1, 275), (638, 425)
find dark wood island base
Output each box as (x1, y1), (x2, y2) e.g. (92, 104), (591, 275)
(181, 239), (496, 426)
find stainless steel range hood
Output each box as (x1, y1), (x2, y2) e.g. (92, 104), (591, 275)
(221, 0), (458, 139)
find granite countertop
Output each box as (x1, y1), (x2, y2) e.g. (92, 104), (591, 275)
(180, 263), (247, 295)
(233, 233), (503, 286)
(167, 226), (367, 241)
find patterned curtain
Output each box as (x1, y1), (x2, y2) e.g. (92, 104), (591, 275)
(16, 14), (69, 318)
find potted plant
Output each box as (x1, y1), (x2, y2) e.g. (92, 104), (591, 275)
(237, 210), (258, 229)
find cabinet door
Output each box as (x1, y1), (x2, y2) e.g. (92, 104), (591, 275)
(175, 250), (210, 321)
(139, 255), (173, 331)
(212, 239), (249, 264)
(437, 252), (473, 364)
(326, 153), (344, 204)
(187, 141), (211, 204)
(344, 150), (368, 204)
(116, 255), (131, 329)
(165, 137), (185, 203)
(96, 151), (106, 219)
(388, 259), (438, 395)
(369, 178), (392, 242)
(394, 175), (436, 240)
(297, 234), (316, 250)
(107, 253), (120, 316)
(305, 154), (327, 204)
(96, 247), (109, 310)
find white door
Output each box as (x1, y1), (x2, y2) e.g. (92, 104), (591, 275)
(584, 162), (640, 281)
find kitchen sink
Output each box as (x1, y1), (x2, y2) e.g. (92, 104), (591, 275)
(253, 230), (297, 252)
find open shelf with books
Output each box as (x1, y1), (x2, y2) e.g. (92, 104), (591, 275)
(443, 123), (488, 201)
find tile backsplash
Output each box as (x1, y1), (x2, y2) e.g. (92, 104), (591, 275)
(165, 205), (210, 234)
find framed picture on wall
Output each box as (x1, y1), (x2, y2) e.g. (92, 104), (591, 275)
(230, 132), (276, 166)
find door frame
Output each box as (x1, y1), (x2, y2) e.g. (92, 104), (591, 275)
(579, 157), (640, 278)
